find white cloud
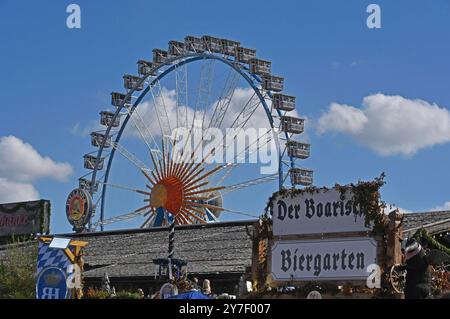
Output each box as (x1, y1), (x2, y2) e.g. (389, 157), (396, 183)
(350, 61), (363, 68)
(0, 178), (39, 203)
(125, 88), (200, 139)
(383, 203), (413, 215)
(125, 87), (292, 137)
(431, 201), (450, 212)
(71, 120), (103, 137)
(331, 61), (363, 70)
(0, 136), (73, 182)
(318, 94), (450, 156)
(318, 103), (368, 135)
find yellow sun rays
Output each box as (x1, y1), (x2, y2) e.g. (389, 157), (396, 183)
(139, 138), (225, 227)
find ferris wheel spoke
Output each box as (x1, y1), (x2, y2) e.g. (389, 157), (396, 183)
(141, 212), (156, 229)
(230, 91), (262, 129)
(213, 174), (279, 200)
(124, 103), (161, 155)
(93, 204), (153, 228)
(183, 165), (224, 189)
(147, 147), (164, 181)
(174, 143), (218, 182)
(212, 129), (274, 186)
(177, 210), (195, 224)
(184, 201), (224, 213)
(212, 163), (239, 186)
(180, 150), (229, 188)
(199, 89), (259, 166)
(112, 141), (153, 173)
(193, 58), (216, 132)
(98, 181), (151, 196)
(163, 135), (178, 178)
(180, 209), (207, 224)
(186, 206), (207, 218)
(200, 133), (267, 185)
(184, 181), (209, 193)
(184, 185), (225, 197)
(149, 79), (172, 136)
(220, 208), (260, 219)
(174, 214), (185, 225)
(195, 91), (261, 169)
(208, 68), (241, 129)
(175, 63), (189, 128)
(141, 169), (157, 186)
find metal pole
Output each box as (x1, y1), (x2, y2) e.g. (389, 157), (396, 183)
(168, 214), (175, 280)
(168, 216), (175, 259)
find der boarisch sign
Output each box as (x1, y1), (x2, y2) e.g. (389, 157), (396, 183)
(272, 188), (371, 236)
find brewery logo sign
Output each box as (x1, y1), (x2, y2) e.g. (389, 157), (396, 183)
(36, 266), (69, 299)
(66, 188), (93, 230)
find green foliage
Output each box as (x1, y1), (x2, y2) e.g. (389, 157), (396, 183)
(0, 240), (37, 299)
(114, 291), (142, 299)
(83, 288), (143, 299)
(84, 287), (110, 299)
(412, 228), (450, 255)
(339, 172), (388, 232)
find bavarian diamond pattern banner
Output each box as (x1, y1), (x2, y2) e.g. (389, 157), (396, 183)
(36, 241), (74, 299)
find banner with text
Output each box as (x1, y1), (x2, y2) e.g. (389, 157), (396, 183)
(0, 200), (50, 237)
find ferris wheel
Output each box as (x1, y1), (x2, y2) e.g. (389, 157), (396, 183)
(67, 36), (313, 232)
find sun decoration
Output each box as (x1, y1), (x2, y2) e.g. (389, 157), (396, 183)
(135, 139), (226, 227)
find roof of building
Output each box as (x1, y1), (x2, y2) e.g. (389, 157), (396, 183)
(402, 210), (450, 236)
(66, 220), (256, 279)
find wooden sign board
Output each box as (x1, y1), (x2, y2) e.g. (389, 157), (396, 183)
(0, 200), (50, 237)
(272, 188), (371, 236)
(270, 237), (378, 282)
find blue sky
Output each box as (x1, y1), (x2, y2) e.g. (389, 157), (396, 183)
(1, 0), (450, 233)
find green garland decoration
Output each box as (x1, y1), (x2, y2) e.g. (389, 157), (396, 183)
(40, 200), (51, 235)
(0, 201), (43, 214)
(337, 172), (388, 233)
(412, 228), (450, 256)
(0, 200), (51, 237)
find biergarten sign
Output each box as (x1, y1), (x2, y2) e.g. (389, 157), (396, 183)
(272, 188), (371, 236)
(0, 200), (50, 237)
(270, 238), (378, 281)
(264, 180), (390, 287)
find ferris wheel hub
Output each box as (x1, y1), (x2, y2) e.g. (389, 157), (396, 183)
(150, 176), (184, 216)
